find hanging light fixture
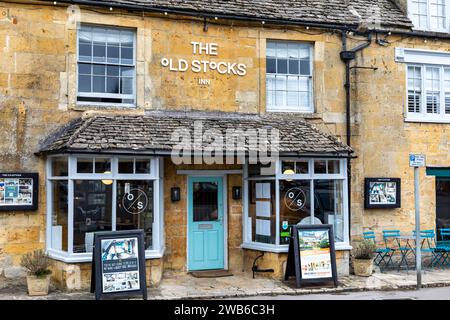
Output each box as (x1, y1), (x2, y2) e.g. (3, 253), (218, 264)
(283, 168), (295, 182)
(102, 171), (113, 185)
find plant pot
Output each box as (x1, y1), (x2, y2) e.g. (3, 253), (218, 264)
(26, 275), (51, 296)
(353, 259), (374, 277)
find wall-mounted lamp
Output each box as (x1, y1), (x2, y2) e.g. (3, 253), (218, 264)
(171, 187), (181, 202)
(232, 186), (241, 200)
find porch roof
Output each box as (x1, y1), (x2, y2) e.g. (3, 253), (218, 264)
(37, 111), (353, 157)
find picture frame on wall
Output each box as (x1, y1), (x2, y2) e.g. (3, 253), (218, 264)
(0, 173), (39, 211)
(364, 178), (401, 209)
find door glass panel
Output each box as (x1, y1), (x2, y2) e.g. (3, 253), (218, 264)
(193, 182), (218, 222)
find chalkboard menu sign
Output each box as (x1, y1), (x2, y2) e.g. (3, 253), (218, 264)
(285, 224), (338, 288)
(91, 230), (147, 300)
(0, 173), (38, 211)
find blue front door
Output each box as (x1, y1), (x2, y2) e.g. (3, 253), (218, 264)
(188, 176), (224, 271)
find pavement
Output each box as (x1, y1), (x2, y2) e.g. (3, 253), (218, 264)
(1, 268), (450, 300)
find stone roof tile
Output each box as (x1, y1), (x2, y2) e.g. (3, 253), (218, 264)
(38, 112), (353, 156)
(40, 0), (412, 30)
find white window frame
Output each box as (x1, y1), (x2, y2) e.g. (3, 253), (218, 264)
(46, 154), (164, 263)
(397, 47), (450, 123)
(266, 40), (314, 113)
(242, 158), (350, 253)
(408, 0), (449, 32)
(76, 24), (137, 107)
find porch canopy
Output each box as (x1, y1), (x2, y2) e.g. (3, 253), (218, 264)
(37, 111), (353, 158)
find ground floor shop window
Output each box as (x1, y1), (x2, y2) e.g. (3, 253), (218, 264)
(46, 155), (163, 262)
(244, 158), (348, 251)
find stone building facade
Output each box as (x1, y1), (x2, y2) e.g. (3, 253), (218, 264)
(0, 0), (449, 290)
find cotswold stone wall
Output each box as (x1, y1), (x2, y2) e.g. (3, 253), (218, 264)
(0, 1), (449, 284)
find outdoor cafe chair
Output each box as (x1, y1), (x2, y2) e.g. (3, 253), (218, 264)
(435, 228), (450, 267)
(382, 230), (412, 271)
(412, 230), (445, 268)
(363, 231), (394, 270)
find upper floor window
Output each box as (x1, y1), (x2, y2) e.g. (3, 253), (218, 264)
(409, 0), (449, 32)
(407, 64), (450, 120)
(266, 41), (313, 113)
(77, 25), (136, 106)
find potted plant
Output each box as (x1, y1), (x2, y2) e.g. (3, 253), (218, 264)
(20, 249), (52, 296)
(352, 239), (377, 277)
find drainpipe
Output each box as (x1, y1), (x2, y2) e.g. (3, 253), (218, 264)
(340, 32), (373, 244)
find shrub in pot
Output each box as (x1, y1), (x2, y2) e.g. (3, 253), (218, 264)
(352, 240), (377, 277)
(20, 250), (52, 296)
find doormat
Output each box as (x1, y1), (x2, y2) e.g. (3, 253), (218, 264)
(190, 270), (234, 278)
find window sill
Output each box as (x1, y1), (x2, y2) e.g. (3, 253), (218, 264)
(241, 242), (351, 253)
(264, 111), (323, 120)
(47, 247), (165, 263)
(405, 115), (450, 124)
(72, 102), (137, 111)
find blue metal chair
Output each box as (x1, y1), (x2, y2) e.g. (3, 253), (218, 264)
(413, 230), (442, 268)
(436, 229), (450, 267)
(363, 231), (394, 270)
(383, 230), (412, 271)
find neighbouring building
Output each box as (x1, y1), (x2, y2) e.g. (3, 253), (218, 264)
(0, 0), (449, 290)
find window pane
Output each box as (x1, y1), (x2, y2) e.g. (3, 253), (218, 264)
(93, 65), (105, 75)
(281, 161), (295, 174)
(79, 43), (92, 61)
(77, 158), (93, 173)
(51, 180), (68, 252)
(93, 76), (106, 92)
(121, 78), (133, 95)
(73, 180), (113, 253)
(78, 75), (91, 92)
(121, 47), (134, 65)
(94, 158), (111, 174)
(107, 65), (120, 76)
(276, 42), (288, 58)
(193, 181), (219, 222)
(277, 59), (288, 74)
(266, 58), (276, 73)
(79, 63), (91, 75)
(314, 160), (327, 174)
(328, 160), (340, 174)
(107, 77), (120, 93)
(287, 91), (299, 107)
(119, 158), (134, 174)
(275, 90), (286, 106)
(295, 160), (309, 174)
(249, 180), (276, 244)
(116, 180), (153, 249)
(266, 41), (276, 57)
(135, 158), (151, 174)
(107, 45), (120, 64)
(300, 60), (310, 75)
(289, 60), (299, 75)
(51, 157), (68, 177)
(279, 180), (311, 245)
(93, 45), (106, 63)
(314, 180), (344, 242)
(288, 43), (300, 58)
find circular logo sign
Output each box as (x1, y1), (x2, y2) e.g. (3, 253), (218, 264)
(284, 187), (306, 211)
(122, 189), (148, 215)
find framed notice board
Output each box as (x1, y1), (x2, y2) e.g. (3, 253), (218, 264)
(0, 173), (38, 211)
(285, 224), (338, 288)
(364, 178), (401, 209)
(91, 230), (147, 300)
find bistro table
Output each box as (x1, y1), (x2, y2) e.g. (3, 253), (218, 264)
(395, 235), (428, 269)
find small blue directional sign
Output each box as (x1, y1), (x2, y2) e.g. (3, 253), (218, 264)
(409, 154), (426, 167)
